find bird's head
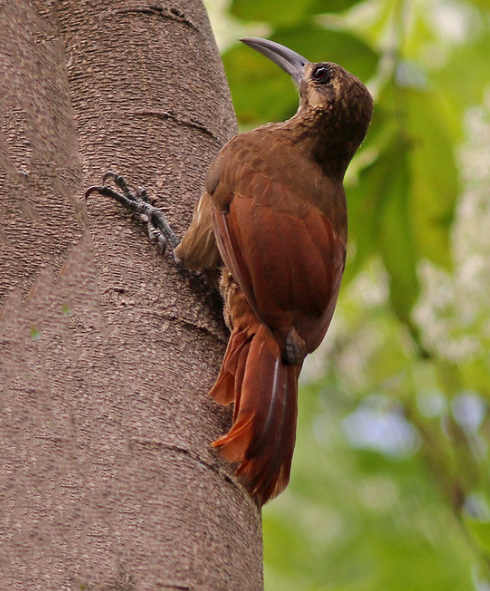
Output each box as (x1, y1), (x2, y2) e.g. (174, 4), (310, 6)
(241, 37), (373, 171)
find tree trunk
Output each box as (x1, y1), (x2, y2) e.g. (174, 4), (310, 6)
(0, 1), (263, 589)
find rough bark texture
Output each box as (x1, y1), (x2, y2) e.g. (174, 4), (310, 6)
(0, 1), (263, 589)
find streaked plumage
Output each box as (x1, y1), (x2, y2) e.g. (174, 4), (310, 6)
(175, 38), (373, 504)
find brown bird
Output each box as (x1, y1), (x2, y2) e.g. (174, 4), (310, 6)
(87, 37), (373, 505)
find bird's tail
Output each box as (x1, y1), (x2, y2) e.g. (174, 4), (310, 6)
(209, 309), (301, 505)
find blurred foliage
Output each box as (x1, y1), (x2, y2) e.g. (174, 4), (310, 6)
(206, 0), (490, 588)
(264, 380), (479, 591)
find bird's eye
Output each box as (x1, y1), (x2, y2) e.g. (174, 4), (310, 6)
(311, 64), (331, 84)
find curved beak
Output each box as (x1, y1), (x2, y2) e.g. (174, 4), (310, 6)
(240, 37), (308, 85)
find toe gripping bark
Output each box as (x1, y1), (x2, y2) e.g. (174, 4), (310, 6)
(85, 172), (179, 253)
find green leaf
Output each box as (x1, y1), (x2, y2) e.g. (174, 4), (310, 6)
(230, 0), (314, 26)
(230, 0), (364, 26)
(466, 518), (490, 556)
(433, 23), (490, 114)
(346, 115), (420, 324)
(403, 87), (459, 268)
(372, 141), (420, 324)
(344, 108), (395, 282)
(463, 0), (490, 8)
(310, 0), (365, 13)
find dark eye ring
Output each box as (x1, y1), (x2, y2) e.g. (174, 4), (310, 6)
(312, 64), (331, 84)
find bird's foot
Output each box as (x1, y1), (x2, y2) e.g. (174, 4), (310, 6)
(85, 172), (179, 254)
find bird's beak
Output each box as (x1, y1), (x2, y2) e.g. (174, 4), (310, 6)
(240, 37), (307, 85)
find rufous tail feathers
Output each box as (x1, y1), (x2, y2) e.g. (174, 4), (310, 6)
(210, 318), (301, 505)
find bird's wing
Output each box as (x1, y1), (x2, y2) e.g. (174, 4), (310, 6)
(208, 133), (346, 354)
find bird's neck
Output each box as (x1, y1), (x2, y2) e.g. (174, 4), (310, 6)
(284, 108), (367, 179)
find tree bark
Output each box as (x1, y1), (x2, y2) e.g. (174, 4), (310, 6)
(0, 1), (263, 589)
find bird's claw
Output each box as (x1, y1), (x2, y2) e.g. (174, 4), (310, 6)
(85, 172), (179, 252)
(102, 171), (119, 185)
(86, 171), (137, 201)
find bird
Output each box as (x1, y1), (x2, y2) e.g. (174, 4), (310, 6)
(86, 37), (373, 505)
